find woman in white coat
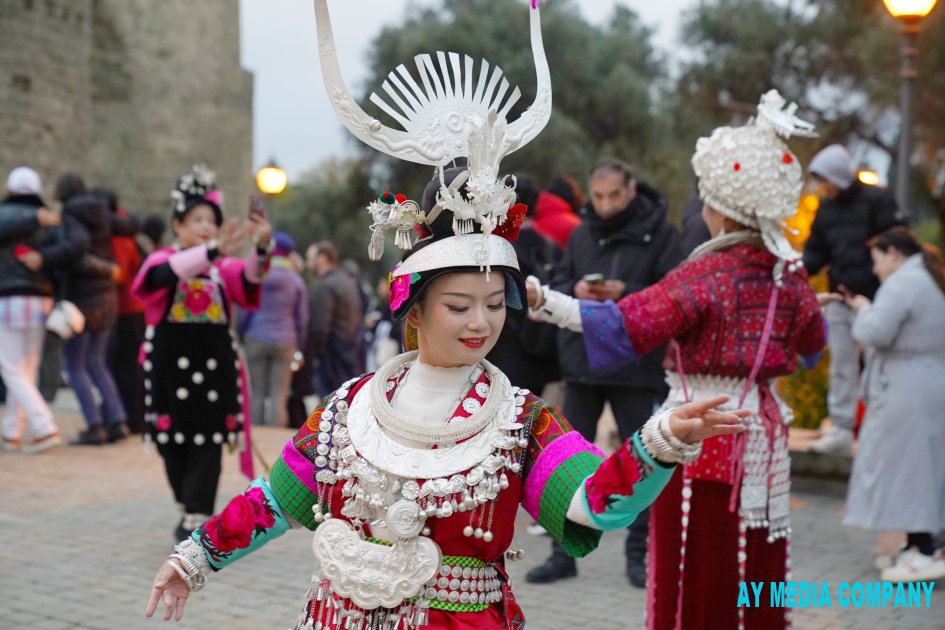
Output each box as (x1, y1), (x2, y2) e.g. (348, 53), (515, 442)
(840, 226), (945, 582)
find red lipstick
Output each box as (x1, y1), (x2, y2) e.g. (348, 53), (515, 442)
(460, 337), (487, 349)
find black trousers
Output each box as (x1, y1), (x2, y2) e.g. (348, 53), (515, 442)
(157, 441), (223, 515)
(38, 332), (61, 402)
(551, 382), (660, 562)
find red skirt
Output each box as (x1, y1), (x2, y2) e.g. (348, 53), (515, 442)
(647, 469), (788, 630)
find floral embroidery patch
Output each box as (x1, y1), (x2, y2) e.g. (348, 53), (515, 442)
(583, 437), (647, 514)
(199, 486), (280, 562)
(167, 278), (227, 324)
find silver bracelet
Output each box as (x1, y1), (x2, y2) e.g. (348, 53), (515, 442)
(165, 558), (199, 591)
(168, 538), (211, 592)
(525, 276), (547, 313)
(640, 409), (702, 465)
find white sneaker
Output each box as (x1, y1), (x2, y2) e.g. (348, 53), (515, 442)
(881, 548), (945, 582)
(21, 432), (62, 454)
(1, 437), (21, 452)
(809, 426), (853, 455)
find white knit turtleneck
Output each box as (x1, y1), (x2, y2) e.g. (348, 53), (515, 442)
(384, 359), (481, 448)
(364, 356), (602, 536)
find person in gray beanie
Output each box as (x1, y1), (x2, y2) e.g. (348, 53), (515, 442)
(803, 144), (902, 455)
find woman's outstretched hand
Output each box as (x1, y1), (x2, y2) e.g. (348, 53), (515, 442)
(668, 395), (749, 444)
(145, 561), (190, 621)
(218, 217), (250, 258)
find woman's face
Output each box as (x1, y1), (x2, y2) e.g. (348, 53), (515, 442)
(172, 204), (218, 249)
(407, 272), (507, 368)
(871, 246), (905, 283)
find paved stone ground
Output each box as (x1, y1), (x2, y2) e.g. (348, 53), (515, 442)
(1, 393), (942, 629)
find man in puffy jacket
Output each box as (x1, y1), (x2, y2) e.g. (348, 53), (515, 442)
(803, 145), (902, 455)
(0, 167), (77, 452)
(526, 158), (683, 588)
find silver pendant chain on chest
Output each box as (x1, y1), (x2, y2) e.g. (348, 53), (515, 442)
(311, 359), (530, 544)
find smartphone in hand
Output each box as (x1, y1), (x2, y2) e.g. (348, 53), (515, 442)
(248, 196), (267, 221)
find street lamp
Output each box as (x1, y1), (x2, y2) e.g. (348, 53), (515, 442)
(253, 160), (287, 221)
(857, 169), (881, 186)
(255, 160), (288, 195)
(882, 0), (939, 217)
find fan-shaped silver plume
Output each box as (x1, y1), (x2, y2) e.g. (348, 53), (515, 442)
(313, 0), (551, 168)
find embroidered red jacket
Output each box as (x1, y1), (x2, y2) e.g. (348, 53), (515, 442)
(616, 244), (825, 380)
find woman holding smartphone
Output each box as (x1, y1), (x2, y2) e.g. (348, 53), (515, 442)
(132, 163), (273, 541)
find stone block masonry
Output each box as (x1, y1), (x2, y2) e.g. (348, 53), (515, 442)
(0, 0), (253, 219)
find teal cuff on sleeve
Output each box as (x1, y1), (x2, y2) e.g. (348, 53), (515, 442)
(580, 433), (675, 531)
(193, 478), (293, 571)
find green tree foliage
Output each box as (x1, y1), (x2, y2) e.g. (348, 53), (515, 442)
(674, 0), (945, 225)
(357, 0), (669, 206)
(270, 158), (376, 272)
(280, 0), (945, 264)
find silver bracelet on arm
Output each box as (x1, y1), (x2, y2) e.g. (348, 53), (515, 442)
(640, 409), (702, 465)
(166, 538), (211, 592)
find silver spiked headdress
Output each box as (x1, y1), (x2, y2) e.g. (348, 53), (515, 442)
(313, 0), (551, 266)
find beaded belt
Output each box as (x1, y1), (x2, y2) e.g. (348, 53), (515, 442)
(424, 556), (502, 612)
(362, 539), (503, 614)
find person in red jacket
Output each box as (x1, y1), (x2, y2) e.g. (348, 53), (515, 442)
(93, 187), (147, 434)
(531, 175), (583, 249)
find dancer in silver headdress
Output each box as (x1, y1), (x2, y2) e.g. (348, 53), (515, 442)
(145, 2), (747, 628)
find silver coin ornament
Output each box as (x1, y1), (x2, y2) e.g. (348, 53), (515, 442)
(386, 499), (425, 539)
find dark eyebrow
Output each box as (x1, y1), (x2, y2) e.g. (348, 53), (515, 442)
(441, 290), (505, 298)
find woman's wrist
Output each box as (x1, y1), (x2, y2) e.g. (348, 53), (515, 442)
(168, 538), (210, 591)
(640, 409), (702, 465)
(254, 237), (274, 257)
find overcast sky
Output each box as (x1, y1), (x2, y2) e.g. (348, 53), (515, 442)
(238, 0), (696, 182)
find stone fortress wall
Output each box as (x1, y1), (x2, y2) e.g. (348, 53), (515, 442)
(0, 0), (253, 219)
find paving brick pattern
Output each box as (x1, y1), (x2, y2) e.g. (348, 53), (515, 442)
(1, 394), (941, 629)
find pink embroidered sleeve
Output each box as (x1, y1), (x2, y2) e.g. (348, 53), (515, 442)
(218, 257), (262, 310)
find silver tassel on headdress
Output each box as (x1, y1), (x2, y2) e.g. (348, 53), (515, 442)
(365, 193), (424, 261)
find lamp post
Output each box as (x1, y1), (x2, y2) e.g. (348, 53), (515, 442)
(857, 169), (881, 187)
(253, 159), (287, 219)
(256, 160), (288, 196)
(882, 0), (939, 217)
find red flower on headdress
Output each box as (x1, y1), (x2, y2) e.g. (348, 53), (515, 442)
(733, 162), (741, 172)
(412, 223), (431, 239)
(782, 152), (794, 165)
(493, 203), (527, 241)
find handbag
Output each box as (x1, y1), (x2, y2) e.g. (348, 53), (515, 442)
(46, 260), (85, 339)
(46, 300), (85, 339)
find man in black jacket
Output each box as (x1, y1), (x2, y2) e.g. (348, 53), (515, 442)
(803, 144), (902, 455)
(526, 158), (683, 588)
(487, 174), (563, 394)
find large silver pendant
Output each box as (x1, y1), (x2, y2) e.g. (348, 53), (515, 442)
(312, 519), (441, 610)
(386, 499), (424, 539)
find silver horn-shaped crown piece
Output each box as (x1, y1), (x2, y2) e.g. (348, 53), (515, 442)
(314, 0), (551, 166)
(314, 0), (552, 244)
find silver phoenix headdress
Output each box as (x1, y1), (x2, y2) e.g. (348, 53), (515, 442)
(314, 0), (551, 263)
